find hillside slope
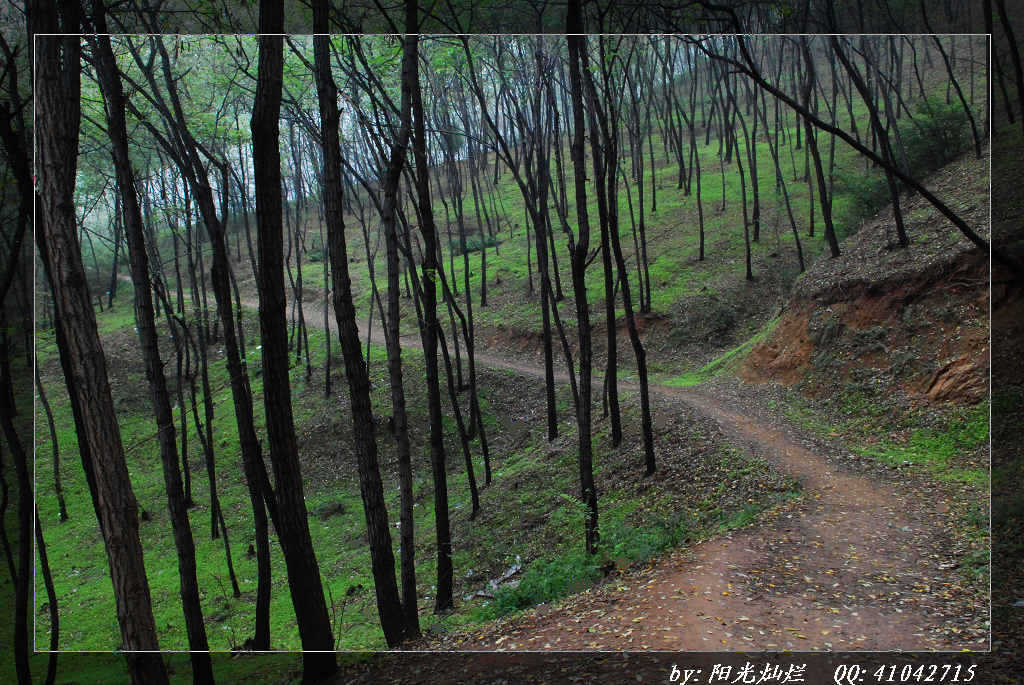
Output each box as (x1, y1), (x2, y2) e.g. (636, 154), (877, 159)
(741, 146), (990, 407)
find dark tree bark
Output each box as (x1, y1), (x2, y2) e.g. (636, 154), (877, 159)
(436, 316), (481, 519)
(587, 84), (622, 446)
(567, 9), (599, 554)
(35, 17), (168, 682)
(0, 318), (32, 685)
(252, 15), (336, 682)
(413, 30), (455, 616)
(530, 42), (559, 443)
(684, 45), (707, 261)
(35, 507), (59, 685)
(91, 30), (215, 681)
(1, 26), (46, 679)
(313, 14), (409, 646)
(374, 21), (423, 635)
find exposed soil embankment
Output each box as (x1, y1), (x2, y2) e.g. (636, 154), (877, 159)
(742, 146), (991, 406)
(742, 250), (989, 405)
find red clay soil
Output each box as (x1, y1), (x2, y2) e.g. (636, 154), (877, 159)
(741, 252), (989, 405)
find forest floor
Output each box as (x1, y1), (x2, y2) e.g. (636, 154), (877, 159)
(238, 292), (987, 658)
(59, 136), (988, 676)
(419, 378), (986, 652)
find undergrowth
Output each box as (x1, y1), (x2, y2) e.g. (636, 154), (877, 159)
(663, 317), (778, 387)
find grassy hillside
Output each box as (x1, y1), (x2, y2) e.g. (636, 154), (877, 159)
(33, 285), (798, 651)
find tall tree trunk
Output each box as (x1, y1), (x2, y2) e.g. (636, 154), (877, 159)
(583, 62), (622, 448)
(1, 314), (32, 685)
(313, 13), (409, 647)
(437, 321), (480, 519)
(412, 27), (455, 615)
(252, 12), (337, 677)
(35, 19), (168, 682)
(567, 12), (599, 554)
(532, 51), (559, 443)
(374, 19), (422, 636)
(93, 31), (215, 680)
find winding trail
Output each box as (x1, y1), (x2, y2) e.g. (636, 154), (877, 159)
(241, 292), (986, 652)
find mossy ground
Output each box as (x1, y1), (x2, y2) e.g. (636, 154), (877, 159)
(31, 288), (795, 655)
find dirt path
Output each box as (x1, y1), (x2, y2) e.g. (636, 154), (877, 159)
(239, 293), (986, 651)
(440, 384), (983, 652)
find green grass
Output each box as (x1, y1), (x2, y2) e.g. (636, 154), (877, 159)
(34, 310), (405, 651)
(32, 290), (798, 653)
(786, 391), (989, 486)
(662, 316), (778, 387)
(850, 402), (988, 486)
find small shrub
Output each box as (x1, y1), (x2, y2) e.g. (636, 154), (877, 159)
(833, 170), (891, 241)
(449, 234), (501, 256)
(482, 509), (694, 619)
(899, 97), (972, 175)
(833, 96), (973, 242)
(486, 548), (602, 616)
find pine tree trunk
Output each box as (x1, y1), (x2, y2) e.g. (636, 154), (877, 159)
(313, 11), (408, 647)
(567, 14), (599, 554)
(94, 32), (215, 677)
(411, 29), (455, 615)
(36, 22), (168, 682)
(252, 18), (337, 676)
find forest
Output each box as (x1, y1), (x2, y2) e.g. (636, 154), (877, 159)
(4, 1), (1023, 684)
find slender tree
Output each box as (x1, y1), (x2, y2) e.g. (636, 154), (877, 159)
(567, 8), (599, 554)
(313, 19), (410, 645)
(413, 26), (455, 614)
(35, 15), (168, 682)
(252, 10), (337, 676)
(90, 29), (215, 681)
(35, 365), (67, 521)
